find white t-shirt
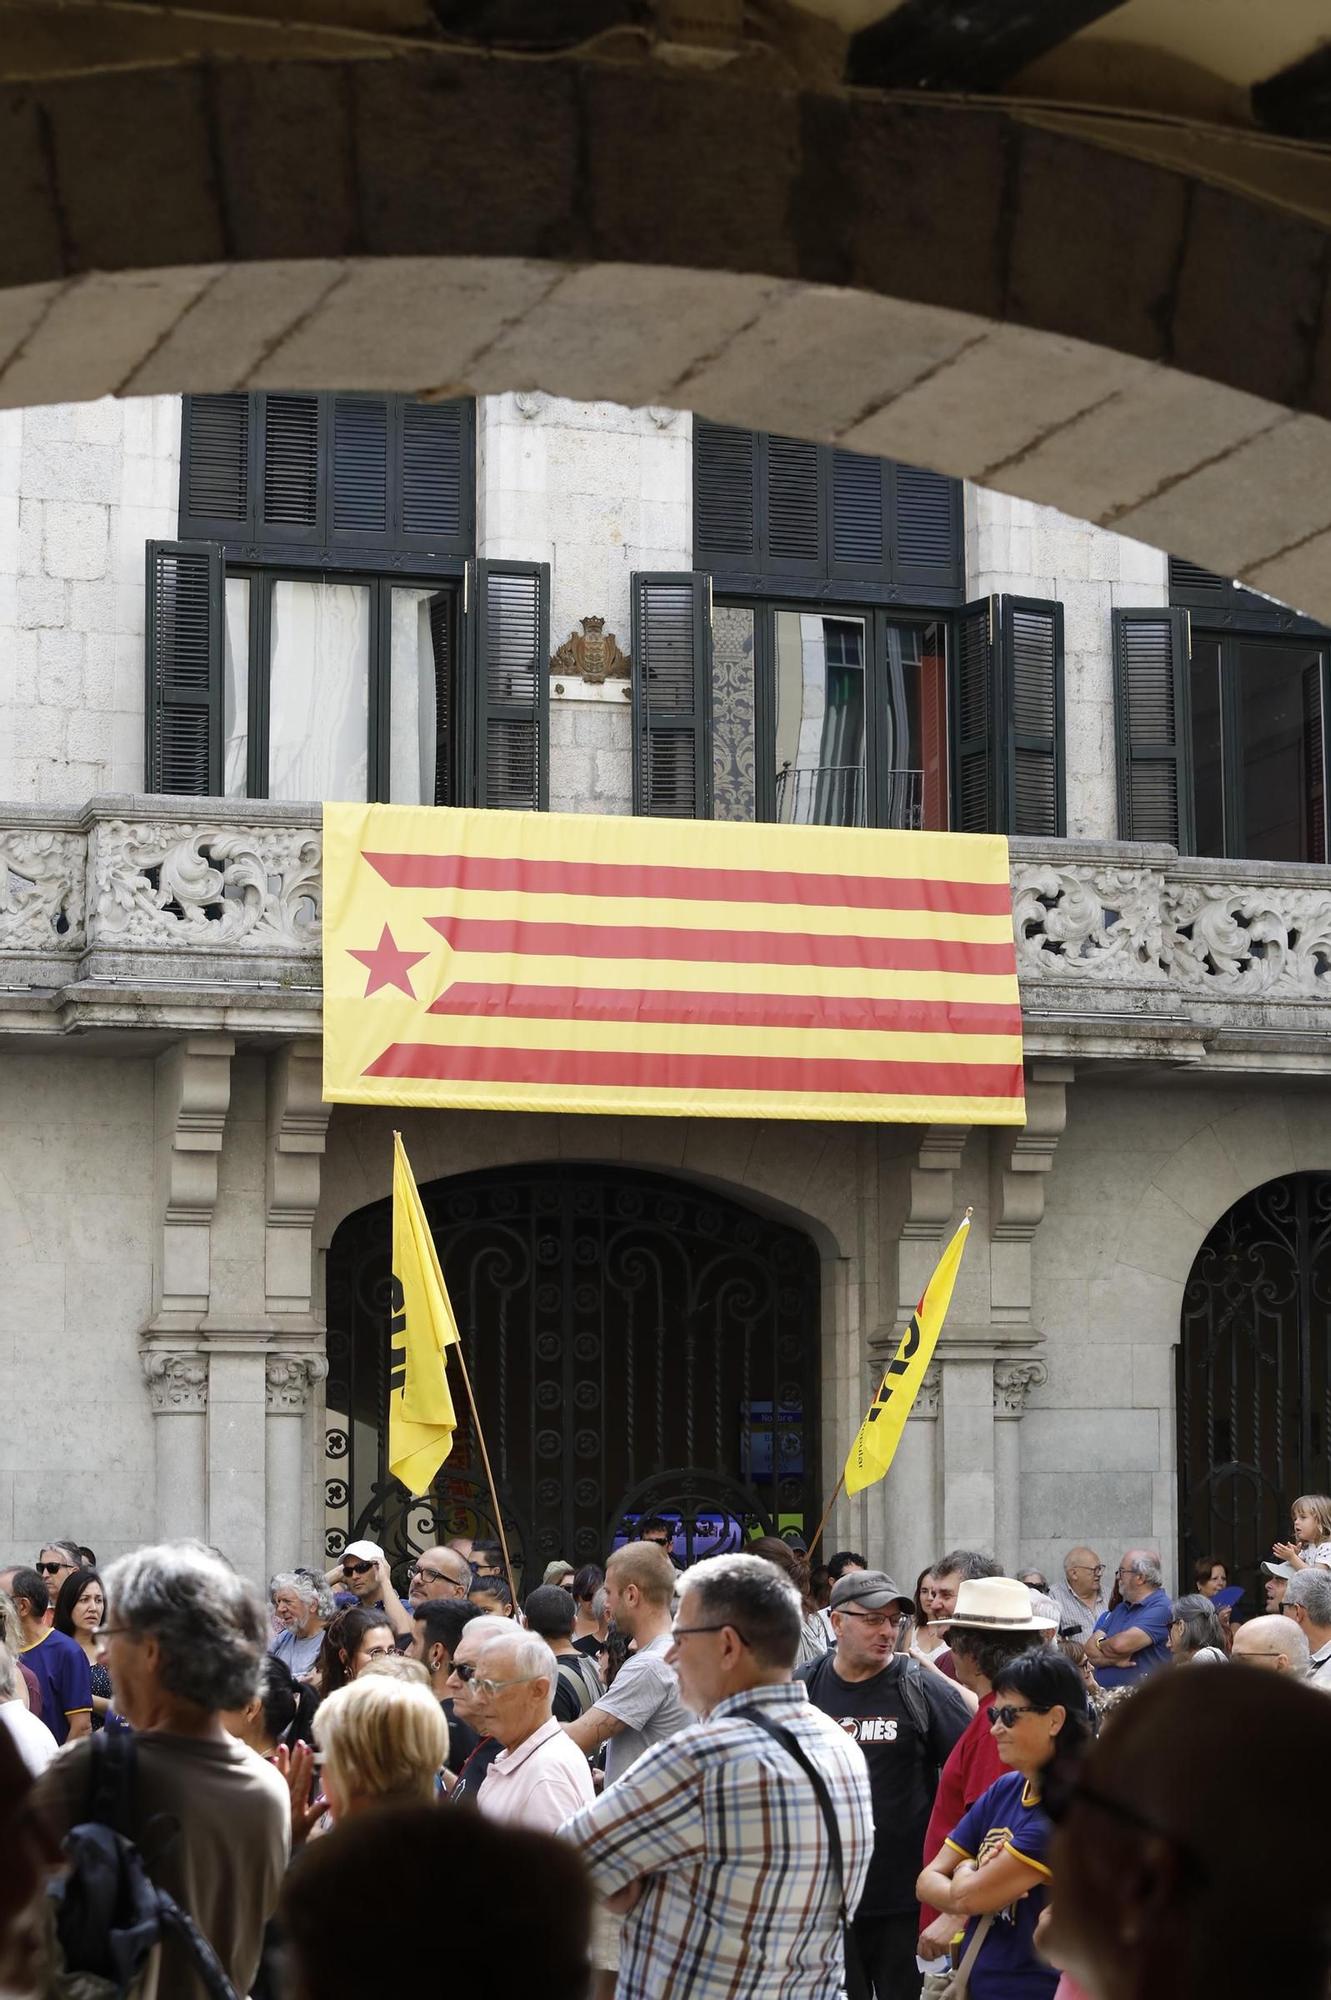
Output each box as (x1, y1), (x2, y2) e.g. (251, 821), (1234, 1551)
(597, 1632), (695, 1785)
(0, 1697), (59, 1774)
(1299, 1540), (1331, 1571)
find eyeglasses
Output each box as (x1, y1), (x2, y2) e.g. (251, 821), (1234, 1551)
(358, 1645), (395, 1663)
(94, 1626), (131, 1641)
(670, 1622), (752, 1645)
(472, 1674), (541, 1699)
(1070, 1564), (1104, 1576)
(835, 1607), (899, 1628)
(410, 1564), (463, 1588)
(341, 1560), (374, 1578)
(987, 1703), (1053, 1728)
(35, 1561), (71, 1576)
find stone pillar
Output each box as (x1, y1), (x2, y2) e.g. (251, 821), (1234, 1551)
(938, 1358), (998, 1554)
(265, 1044), (332, 1318)
(879, 1363), (940, 1586)
(141, 1351), (208, 1542)
(265, 1355), (328, 1578)
(206, 1345), (268, 1585)
(993, 1362), (1047, 1572)
(151, 1037), (234, 1326)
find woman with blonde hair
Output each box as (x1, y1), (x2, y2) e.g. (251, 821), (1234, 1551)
(281, 1673), (448, 1844)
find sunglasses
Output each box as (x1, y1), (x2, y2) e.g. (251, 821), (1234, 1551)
(35, 1561), (71, 1576)
(341, 1560), (374, 1578)
(987, 1702), (1053, 1729)
(450, 1661), (478, 1683)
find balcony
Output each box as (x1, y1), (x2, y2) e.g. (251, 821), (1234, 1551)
(1, 801), (1329, 1070)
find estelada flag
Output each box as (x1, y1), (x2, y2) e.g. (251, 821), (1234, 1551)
(844, 1212), (971, 1495)
(323, 804), (1024, 1125)
(388, 1132), (459, 1495)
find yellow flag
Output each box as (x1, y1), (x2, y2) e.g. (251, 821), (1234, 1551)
(844, 1212), (971, 1495)
(388, 1133), (459, 1495)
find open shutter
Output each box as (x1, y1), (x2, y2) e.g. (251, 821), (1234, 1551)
(1113, 607), (1193, 848)
(145, 542), (222, 796)
(259, 393), (322, 543)
(471, 561), (549, 811)
(1003, 596), (1065, 837)
(953, 597), (999, 833)
(179, 394), (252, 540)
(694, 422), (758, 567)
(330, 396), (390, 543)
(632, 573), (712, 818)
(428, 590), (459, 807)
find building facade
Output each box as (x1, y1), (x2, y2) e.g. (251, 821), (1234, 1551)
(1, 390), (1328, 1606)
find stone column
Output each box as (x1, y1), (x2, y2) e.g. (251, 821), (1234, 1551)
(206, 1345), (268, 1586)
(142, 1351), (208, 1542)
(265, 1355), (328, 1578)
(938, 1358), (998, 1554)
(879, 1363), (940, 1586)
(993, 1361), (1047, 1572)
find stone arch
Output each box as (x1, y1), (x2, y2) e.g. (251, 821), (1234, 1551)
(6, 54), (1331, 615)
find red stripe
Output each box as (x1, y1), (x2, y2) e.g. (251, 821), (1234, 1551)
(428, 981), (1023, 1037)
(426, 915), (1013, 976)
(365, 1042), (1024, 1098)
(364, 849), (1011, 918)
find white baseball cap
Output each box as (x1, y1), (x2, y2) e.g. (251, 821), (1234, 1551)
(342, 1540), (385, 1565)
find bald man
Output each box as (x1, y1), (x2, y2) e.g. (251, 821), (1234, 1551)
(1045, 1666), (1331, 2000)
(1231, 1613), (1310, 1676)
(407, 1546), (473, 1608)
(1050, 1546), (1108, 1645)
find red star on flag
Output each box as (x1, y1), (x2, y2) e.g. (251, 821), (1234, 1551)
(349, 924), (428, 998)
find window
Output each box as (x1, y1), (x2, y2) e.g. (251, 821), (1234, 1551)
(148, 395), (550, 808)
(1115, 561), (1331, 859)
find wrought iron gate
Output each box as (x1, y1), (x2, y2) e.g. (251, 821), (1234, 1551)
(324, 1165), (821, 1577)
(1179, 1172), (1331, 1603)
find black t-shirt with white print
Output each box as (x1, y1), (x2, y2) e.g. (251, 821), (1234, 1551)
(799, 1651), (970, 1918)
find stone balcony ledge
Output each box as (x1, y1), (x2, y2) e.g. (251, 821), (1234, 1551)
(2, 801), (1330, 1067)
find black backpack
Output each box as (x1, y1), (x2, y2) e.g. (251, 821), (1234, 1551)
(47, 1730), (239, 1999)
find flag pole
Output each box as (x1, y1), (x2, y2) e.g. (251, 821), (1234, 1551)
(448, 1336), (521, 1616)
(805, 1471), (845, 1564)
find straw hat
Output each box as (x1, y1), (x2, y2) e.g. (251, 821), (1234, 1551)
(929, 1575), (1057, 1633)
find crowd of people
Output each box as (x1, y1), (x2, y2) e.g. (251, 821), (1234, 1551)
(0, 1495), (1329, 2000)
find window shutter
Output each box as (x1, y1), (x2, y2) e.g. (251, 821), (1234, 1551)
(1305, 658), (1326, 865)
(145, 542), (222, 796)
(471, 561), (549, 811)
(179, 395), (251, 539)
(831, 450), (885, 571)
(429, 590), (459, 807)
(331, 397), (389, 543)
(259, 393), (322, 542)
(765, 435), (823, 573)
(1168, 554), (1229, 597)
(1002, 596), (1065, 837)
(631, 573), (713, 818)
(399, 400), (471, 549)
(893, 463), (964, 590)
(1113, 607), (1194, 848)
(953, 597), (999, 833)
(694, 422), (758, 566)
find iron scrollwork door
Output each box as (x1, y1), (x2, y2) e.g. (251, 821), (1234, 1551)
(325, 1165), (822, 1576)
(1179, 1172), (1331, 1604)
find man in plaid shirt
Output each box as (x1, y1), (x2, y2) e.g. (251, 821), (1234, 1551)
(560, 1552), (874, 2000)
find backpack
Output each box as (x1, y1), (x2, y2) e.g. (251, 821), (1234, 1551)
(556, 1652), (603, 1718)
(797, 1651), (934, 1750)
(46, 1730), (239, 2000)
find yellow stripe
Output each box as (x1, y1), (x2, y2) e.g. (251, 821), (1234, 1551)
(943, 1838), (975, 1859)
(401, 886), (1014, 945)
(1004, 1844), (1053, 1881)
(326, 1076), (1027, 1123)
(404, 1014), (1024, 1064)
(326, 953), (1020, 1007)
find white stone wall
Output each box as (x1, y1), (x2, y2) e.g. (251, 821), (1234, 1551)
(0, 1050), (157, 1560)
(965, 487), (1168, 840)
(0, 397), (180, 805)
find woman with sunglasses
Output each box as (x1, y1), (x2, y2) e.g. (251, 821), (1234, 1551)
(51, 1570), (111, 1728)
(917, 1650), (1090, 1999)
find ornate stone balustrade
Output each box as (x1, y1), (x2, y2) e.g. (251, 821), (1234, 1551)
(2, 805), (1329, 1060)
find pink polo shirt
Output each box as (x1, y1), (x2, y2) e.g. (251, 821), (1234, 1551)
(475, 1717), (595, 1836)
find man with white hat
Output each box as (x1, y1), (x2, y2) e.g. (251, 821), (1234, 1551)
(327, 1539), (413, 1640)
(1263, 1557), (1298, 1614)
(915, 1575), (1057, 1976)
(798, 1570), (970, 2000)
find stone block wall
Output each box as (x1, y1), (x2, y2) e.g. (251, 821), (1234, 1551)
(0, 396), (179, 804)
(549, 679), (633, 815)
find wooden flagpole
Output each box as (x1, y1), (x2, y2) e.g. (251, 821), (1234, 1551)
(448, 1337), (521, 1617)
(805, 1471), (846, 1564)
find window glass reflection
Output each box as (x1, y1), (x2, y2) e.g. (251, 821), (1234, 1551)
(1237, 639), (1325, 863)
(222, 577), (249, 799)
(773, 613), (866, 826)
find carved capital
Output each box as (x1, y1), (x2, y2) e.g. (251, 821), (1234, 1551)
(265, 1353), (328, 1414)
(993, 1359), (1048, 1418)
(914, 1363), (942, 1420)
(142, 1349), (208, 1413)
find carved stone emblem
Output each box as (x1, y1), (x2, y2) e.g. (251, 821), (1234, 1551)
(550, 616), (630, 684)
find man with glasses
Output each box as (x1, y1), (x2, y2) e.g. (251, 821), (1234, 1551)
(1231, 1612), (1312, 1675)
(1050, 1545), (1108, 1646)
(33, 1542), (84, 1605)
(1083, 1550), (1172, 1687)
(1283, 1568), (1331, 1687)
(444, 1612), (513, 1800)
(800, 1570), (969, 1999)
(407, 1545), (473, 1609)
(472, 1629), (595, 1834)
(329, 1538), (413, 1642)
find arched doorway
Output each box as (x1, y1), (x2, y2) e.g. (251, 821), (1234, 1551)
(1179, 1173), (1331, 1601)
(324, 1164), (822, 1578)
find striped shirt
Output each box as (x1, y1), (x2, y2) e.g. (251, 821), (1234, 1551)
(560, 1680), (873, 2000)
(1049, 1579), (1107, 1646)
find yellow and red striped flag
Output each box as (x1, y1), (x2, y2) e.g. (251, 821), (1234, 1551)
(322, 804), (1024, 1125)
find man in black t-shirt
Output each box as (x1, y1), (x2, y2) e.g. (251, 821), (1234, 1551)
(798, 1569), (970, 2000)
(523, 1586), (605, 1722)
(409, 1599), (487, 1775)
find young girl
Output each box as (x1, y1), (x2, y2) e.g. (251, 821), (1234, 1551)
(1274, 1494), (1331, 1572)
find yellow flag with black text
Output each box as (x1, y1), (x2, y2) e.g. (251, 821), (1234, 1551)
(844, 1212), (971, 1495)
(388, 1133), (459, 1495)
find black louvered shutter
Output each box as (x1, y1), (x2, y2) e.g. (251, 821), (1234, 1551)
(179, 395), (251, 539)
(331, 397), (389, 543)
(429, 591), (459, 807)
(400, 401), (470, 550)
(1003, 596), (1065, 837)
(260, 394), (322, 543)
(765, 435), (823, 573)
(954, 598), (998, 833)
(631, 573), (712, 818)
(1113, 607), (1194, 848)
(145, 542), (222, 796)
(471, 561), (549, 811)
(831, 450), (885, 573)
(694, 422), (758, 566)
(894, 463), (964, 590)
(1305, 659), (1326, 864)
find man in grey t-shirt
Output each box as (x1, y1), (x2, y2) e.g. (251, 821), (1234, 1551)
(563, 1543), (693, 1782)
